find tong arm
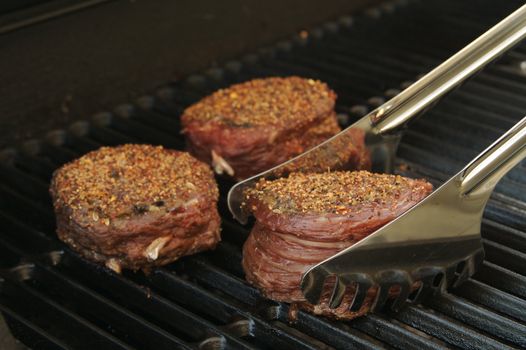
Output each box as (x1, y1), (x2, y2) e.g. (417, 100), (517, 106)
(460, 117), (526, 198)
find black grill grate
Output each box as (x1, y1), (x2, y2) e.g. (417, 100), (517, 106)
(1, 0), (526, 349)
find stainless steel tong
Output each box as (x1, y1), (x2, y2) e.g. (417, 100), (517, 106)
(301, 116), (526, 311)
(228, 5), (526, 311)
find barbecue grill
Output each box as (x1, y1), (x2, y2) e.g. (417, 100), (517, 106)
(1, 0), (526, 349)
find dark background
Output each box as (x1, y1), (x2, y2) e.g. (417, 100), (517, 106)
(0, 0), (378, 148)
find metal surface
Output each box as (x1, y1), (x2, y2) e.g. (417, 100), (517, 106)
(301, 117), (526, 310)
(1, 1), (526, 349)
(227, 4), (526, 225)
(0, 315), (25, 350)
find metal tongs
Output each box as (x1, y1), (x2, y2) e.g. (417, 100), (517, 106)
(228, 5), (526, 311)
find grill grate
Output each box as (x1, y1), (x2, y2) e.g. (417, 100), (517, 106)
(1, 0), (526, 349)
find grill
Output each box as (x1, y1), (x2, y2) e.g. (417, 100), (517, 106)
(1, 0), (526, 349)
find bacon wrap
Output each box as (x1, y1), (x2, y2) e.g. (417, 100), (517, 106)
(181, 77), (372, 180)
(242, 174), (433, 319)
(183, 112), (344, 180)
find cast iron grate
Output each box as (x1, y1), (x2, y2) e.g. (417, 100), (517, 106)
(1, 0), (526, 349)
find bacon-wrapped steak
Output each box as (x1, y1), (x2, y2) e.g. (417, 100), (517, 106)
(242, 170), (433, 319)
(50, 144), (221, 272)
(181, 76), (368, 180)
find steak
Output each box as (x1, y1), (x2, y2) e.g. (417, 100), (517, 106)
(181, 76), (362, 180)
(242, 170), (433, 319)
(50, 144), (221, 272)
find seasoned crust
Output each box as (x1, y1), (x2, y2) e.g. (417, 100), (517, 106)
(181, 77), (340, 180)
(181, 76), (336, 127)
(246, 171), (431, 215)
(51, 144), (218, 223)
(50, 144), (221, 272)
(242, 170), (433, 319)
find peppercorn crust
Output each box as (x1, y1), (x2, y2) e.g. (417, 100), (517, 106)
(242, 170), (433, 320)
(50, 144), (221, 272)
(245, 171), (430, 215)
(182, 76), (336, 127)
(181, 77), (353, 180)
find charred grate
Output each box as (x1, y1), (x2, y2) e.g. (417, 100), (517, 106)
(1, 0), (526, 349)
